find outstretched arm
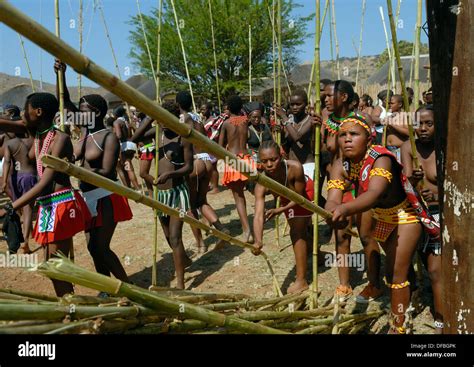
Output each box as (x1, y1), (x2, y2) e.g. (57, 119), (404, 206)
(130, 117), (154, 143)
(7, 135), (69, 212)
(331, 156), (392, 223)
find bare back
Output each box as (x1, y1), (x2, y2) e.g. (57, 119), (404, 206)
(220, 116), (249, 155)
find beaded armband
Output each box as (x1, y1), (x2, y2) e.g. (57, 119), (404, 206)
(327, 179), (345, 191)
(369, 167), (393, 183)
(384, 278), (410, 289)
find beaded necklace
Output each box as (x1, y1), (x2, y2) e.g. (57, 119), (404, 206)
(35, 126), (56, 178)
(326, 112), (355, 135)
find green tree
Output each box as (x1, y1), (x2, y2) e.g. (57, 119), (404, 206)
(128, 0), (312, 103)
(376, 40), (429, 68)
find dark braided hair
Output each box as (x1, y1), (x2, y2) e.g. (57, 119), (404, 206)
(176, 91), (193, 111)
(292, 89), (308, 105)
(258, 140), (281, 155)
(227, 95), (243, 115)
(361, 94), (373, 107)
(80, 94), (108, 119)
(334, 80), (355, 104)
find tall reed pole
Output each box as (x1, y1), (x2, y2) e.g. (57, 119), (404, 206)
(390, 0), (402, 93)
(55, 0), (65, 131)
(386, 0), (419, 169)
(96, 0), (132, 121)
(78, 0), (83, 99)
(152, 0), (163, 288)
(379, 6), (393, 83)
(310, 0), (321, 310)
(156, 0), (163, 104)
(413, 0), (422, 114)
(277, 0), (282, 109)
(249, 25), (252, 102)
(328, 0), (335, 79)
(18, 35), (35, 92)
(307, 0), (329, 98)
(274, 0), (284, 248)
(408, 29), (416, 89)
(169, 0), (196, 112)
(355, 0), (366, 88)
(272, 0), (277, 121)
(208, 0), (221, 111)
(137, 0), (157, 83)
(330, 0), (340, 79)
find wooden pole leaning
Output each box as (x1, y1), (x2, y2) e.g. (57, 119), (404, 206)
(54, 0), (65, 132)
(208, 0), (221, 111)
(41, 155), (283, 297)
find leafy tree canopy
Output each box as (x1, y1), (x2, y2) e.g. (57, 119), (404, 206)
(128, 0), (312, 102)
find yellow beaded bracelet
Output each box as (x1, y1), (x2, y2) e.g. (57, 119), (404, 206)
(369, 167), (393, 183)
(327, 179), (345, 191)
(384, 278), (410, 289)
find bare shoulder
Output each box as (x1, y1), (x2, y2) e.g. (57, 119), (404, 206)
(400, 140), (411, 153)
(287, 159), (304, 177)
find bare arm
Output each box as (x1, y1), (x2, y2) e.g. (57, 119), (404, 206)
(1, 143), (12, 192)
(113, 120), (123, 140)
(400, 140), (423, 187)
(11, 134), (69, 211)
(325, 158), (345, 212)
(285, 118), (313, 143)
(218, 122), (227, 148)
(371, 106), (382, 124)
(335, 156), (393, 219)
(253, 183), (266, 250)
(73, 127), (89, 161)
(0, 119), (27, 134)
(130, 117), (154, 143)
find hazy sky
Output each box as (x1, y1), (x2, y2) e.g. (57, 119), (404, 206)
(0, 0), (428, 88)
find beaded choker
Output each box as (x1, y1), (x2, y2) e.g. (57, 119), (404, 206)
(35, 129), (56, 178)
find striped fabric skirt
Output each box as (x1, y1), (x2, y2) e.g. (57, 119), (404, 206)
(156, 182), (191, 218)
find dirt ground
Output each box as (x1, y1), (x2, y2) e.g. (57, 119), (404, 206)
(0, 164), (438, 334)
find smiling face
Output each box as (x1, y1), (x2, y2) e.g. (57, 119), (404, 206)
(338, 122), (371, 161)
(259, 146), (282, 176)
(415, 109), (435, 143)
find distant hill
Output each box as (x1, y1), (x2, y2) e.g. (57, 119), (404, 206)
(0, 72), (105, 106)
(319, 55), (380, 84)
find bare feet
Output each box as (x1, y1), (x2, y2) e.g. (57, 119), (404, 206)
(243, 230), (254, 244)
(287, 280), (309, 294)
(18, 245), (32, 254)
(197, 245), (208, 255)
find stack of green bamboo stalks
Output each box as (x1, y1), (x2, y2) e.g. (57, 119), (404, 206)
(0, 256), (383, 335)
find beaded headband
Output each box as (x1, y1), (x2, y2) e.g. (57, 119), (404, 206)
(340, 116), (371, 134)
